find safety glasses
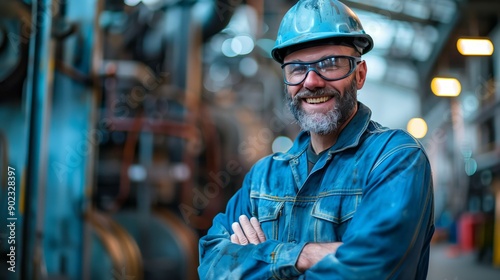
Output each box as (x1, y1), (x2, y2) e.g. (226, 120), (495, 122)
(281, 55), (362, 86)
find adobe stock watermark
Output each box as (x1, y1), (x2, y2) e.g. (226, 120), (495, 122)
(474, 75), (498, 103)
(51, 118), (111, 183)
(178, 104), (294, 227)
(6, 0), (66, 53)
(178, 159), (243, 226)
(238, 107), (293, 160)
(50, 85), (151, 183)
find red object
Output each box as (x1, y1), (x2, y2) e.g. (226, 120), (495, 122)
(458, 212), (483, 252)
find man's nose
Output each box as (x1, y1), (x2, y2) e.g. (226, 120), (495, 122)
(302, 69), (327, 90)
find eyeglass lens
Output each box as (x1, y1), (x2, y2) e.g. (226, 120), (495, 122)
(282, 56), (359, 85)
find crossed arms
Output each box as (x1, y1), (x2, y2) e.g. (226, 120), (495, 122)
(231, 215), (342, 272)
(198, 147), (434, 279)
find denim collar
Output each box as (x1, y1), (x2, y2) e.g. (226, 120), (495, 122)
(273, 101), (372, 161)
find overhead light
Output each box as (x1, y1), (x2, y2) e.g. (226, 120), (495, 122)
(457, 38), (494, 56)
(407, 118), (428, 139)
(431, 77), (462, 97)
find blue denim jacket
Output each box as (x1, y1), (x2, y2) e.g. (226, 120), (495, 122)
(199, 102), (434, 279)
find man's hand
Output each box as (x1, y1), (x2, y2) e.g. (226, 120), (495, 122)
(230, 215), (266, 245)
(230, 215), (340, 273)
(296, 242), (343, 272)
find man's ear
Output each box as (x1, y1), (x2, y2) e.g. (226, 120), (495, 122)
(356, 61), (367, 89)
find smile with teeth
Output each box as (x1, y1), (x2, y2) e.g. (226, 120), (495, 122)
(304, 96), (332, 104)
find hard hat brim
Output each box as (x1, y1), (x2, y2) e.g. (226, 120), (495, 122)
(272, 33), (373, 64)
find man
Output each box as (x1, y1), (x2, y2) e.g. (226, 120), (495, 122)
(198, 0), (434, 279)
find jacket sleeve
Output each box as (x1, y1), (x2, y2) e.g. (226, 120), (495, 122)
(305, 145), (435, 280)
(198, 167), (306, 280)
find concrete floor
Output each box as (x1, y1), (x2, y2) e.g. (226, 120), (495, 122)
(428, 243), (500, 280)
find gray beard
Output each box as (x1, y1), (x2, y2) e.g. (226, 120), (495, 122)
(286, 78), (358, 135)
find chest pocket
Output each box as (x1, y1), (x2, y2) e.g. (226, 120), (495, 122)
(250, 197), (284, 240)
(311, 191), (361, 242)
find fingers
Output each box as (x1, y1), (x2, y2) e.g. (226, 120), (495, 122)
(230, 215), (266, 245)
(239, 215), (261, 245)
(232, 221), (249, 245)
(250, 217), (266, 243)
(230, 233), (240, 244)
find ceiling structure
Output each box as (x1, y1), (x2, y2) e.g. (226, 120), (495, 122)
(344, 0), (499, 93)
(345, 0), (460, 91)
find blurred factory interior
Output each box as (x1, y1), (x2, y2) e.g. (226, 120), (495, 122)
(1, 0), (500, 279)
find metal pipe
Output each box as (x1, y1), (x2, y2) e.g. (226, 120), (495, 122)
(195, 0), (243, 42)
(21, 0), (53, 278)
(82, 0), (105, 277)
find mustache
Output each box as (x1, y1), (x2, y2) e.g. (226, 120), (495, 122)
(291, 88), (341, 105)
(294, 88), (341, 99)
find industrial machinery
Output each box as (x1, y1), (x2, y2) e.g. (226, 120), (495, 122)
(3, 0), (500, 279)
(0, 0), (266, 279)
